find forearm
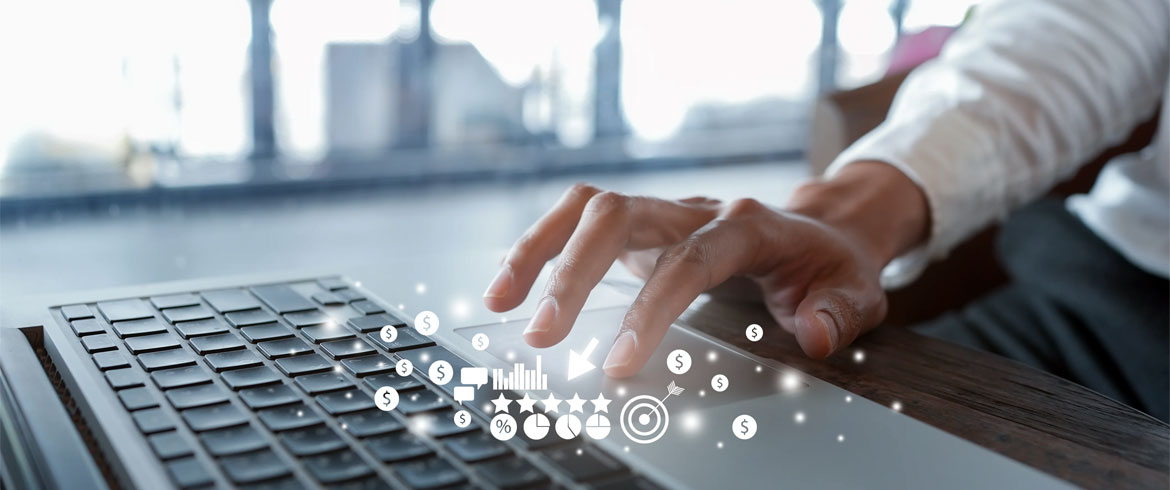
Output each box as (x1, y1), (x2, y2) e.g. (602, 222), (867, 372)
(787, 161), (929, 268)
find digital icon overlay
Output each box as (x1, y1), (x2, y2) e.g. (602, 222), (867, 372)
(620, 381), (684, 444)
(567, 337), (600, 380)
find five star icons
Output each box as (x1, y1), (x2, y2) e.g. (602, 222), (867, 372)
(490, 393), (613, 415)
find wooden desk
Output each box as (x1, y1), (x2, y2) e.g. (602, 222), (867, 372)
(679, 299), (1170, 489)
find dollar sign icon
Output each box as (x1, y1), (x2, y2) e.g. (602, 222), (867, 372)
(667, 349), (691, 375)
(380, 325), (398, 344)
(429, 360), (452, 385)
(375, 386), (399, 411)
(746, 324), (763, 342)
(395, 359), (413, 377)
(733, 414), (757, 440)
(415, 310), (439, 336)
(453, 409), (471, 428)
(472, 333), (489, 351)
(711, 374), (728, 392)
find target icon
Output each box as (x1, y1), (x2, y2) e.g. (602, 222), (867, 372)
(619, 381), (684, 445)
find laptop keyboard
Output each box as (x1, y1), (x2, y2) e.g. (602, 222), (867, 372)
(54, 277), (661, 489)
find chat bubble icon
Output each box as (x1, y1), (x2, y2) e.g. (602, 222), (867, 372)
(461, 367), (488, 388)
(453, 386), (475, 405)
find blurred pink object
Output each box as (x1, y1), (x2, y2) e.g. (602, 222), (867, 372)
(886, 25), (956, 76)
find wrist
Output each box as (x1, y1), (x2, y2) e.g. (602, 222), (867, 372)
(787, 160), (930, 267)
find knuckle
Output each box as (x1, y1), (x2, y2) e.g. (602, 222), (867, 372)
(566, 182), (601, 200)
(584, 191), (630, 216)
(722, 197), (765, 218)
(657, 239), (709, 269)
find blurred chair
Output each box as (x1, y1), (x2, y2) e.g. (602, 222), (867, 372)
(807, 71), (1160, 327)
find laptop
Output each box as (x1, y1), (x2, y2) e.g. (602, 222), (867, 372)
(0, 254), (1074, 489)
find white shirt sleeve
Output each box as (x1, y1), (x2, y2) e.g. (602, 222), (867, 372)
(825, 0), (1169, 289)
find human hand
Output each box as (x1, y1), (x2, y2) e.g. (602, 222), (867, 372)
(483, 162), (928, 377)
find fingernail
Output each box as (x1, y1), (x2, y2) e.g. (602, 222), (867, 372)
(483, 264), (513, 298)
(523, 296), (557, 336)
(603, 330), (638, 370)
(816, 311), (839, 352)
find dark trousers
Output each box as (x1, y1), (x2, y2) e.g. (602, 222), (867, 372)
(915, 199), (1169, 422)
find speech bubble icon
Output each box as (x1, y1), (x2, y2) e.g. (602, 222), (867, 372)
(461, 367), (488, 388)
(453, 386), (475, 405)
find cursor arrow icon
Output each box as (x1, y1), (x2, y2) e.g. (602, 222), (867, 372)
(567, 337), (600, 381)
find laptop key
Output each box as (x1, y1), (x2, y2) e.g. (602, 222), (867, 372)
(445, 431), (509, 462)
(397, 346), (470, 387)
(279, 425), (347, 457)
(152, 365), (212, 390)
(317, 389), (375, 415)
(350, 300), (385, 315)
(321, 338), (374, 359)
(167, 457), (214, 488)
(112, 318), (168, 338)
(366, 328), (433, 352)
(106, 368), (145, 389)
(363, 373), (423, 392)
(166, 383), (231, 410)
(336, 289), (366, 303)
(221, 449), (292, 484)
(204, 349), (262, 372)
(138, 349), (196, 371)
(251, 284), (316, 314)
(81, 334), (117, 353)
(367, 432), (433, 462)
(94, 351), (130, 371)
(339, 409), (405, 438)
(396, 390), (448, 415)
(201, 424), (268, 457)
(150, 293), (200, 310)
(61, 304), (94, 321)
(118, 386), (160, 411)
(424, 410), (479, 438)
(133, 407), (176, 434)
(341, 354), (394, 377)
(189, 332), (245, 354)
(240, 384), (301, 409)
(221, 365), (281, 390)
(240, 322), (294, 343)
(201, 288), (262, 313)
(317, 278), (349, 291)
(312, 291), (344, 306)
(348, 313), (407, 333)
(542, 444), (627, 482)
(162, 305), (214, 324)
(284, 310), (330, 327)
(396, 457), (467, 489)
(274, 353), (333, 377)
(71, 318), (105, 336)
(97, 298), (154, 322)
(302, 324), (355, 343)
(304, 449), (374, 484)
(295, 372), (354, 395)
(258, 337), (313, 359)
(258, 403), (322, 432)
(328, 476), (392, 490)
(125, 333), (180, 354)
(240, 476), (304, 490)
(225, 309), (278, 327)
(174, 318), (230, 339)
(182, 402), (249, 432)
(475, 457), (550, 489)
(592, 476), (666, 490)
(149, 431), (194, 460)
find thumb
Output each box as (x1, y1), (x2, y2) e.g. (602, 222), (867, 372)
(793, 287), (885, 358)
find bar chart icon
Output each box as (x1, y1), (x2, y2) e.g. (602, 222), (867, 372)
(493, 356), (548, 391)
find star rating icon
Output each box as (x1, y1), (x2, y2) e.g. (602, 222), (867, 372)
(591, 393), (611, 413)
(491, 393), (512, 413)
(541, 394), (562, 413)
(566, 393), (587, 413)
(516, 393), (538, 413)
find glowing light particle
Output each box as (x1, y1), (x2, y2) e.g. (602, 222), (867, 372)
(891, 401), (903, 412)
(794, 411), (805, 424)
(853, 350), (866, 363)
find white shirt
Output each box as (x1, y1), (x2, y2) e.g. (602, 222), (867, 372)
(827, 0), (1169, 288)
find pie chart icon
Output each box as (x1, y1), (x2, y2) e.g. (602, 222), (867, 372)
(586, 413), (611, 439)
(523, 413), (550, 440)
(555, 414), (583, 439)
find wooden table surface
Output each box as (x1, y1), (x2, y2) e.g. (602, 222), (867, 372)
(678, 298), (1170, 489)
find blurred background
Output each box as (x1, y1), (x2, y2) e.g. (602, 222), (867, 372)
(0, 0), (978, 203)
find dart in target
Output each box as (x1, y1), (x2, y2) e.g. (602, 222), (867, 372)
(619, 380), (684, 445)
